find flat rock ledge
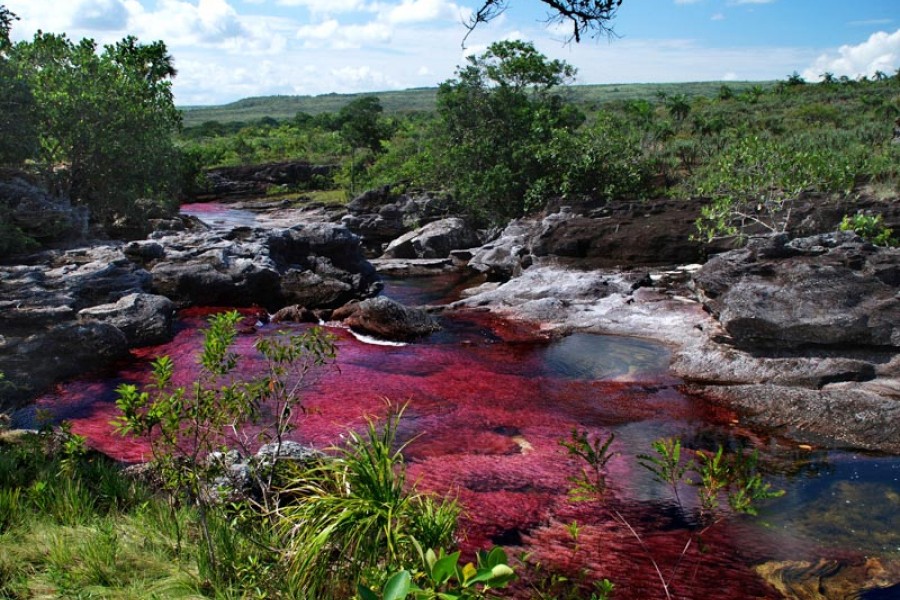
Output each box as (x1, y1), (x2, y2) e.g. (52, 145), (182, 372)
(452, 232), (900, 454)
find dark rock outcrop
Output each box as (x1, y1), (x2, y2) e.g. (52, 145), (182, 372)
(0, 175), (88, 249)
(202, 161), (336, 199)
(0, 220), (378, 409)
(149, 222), (378, 309)
(335, 297), (440, 341)
(694, 232), (900, 350)
(381, 217), (481, 259)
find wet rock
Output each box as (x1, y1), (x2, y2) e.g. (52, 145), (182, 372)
(336, 296), (441, 341)
(271, 304), (319, 323)
(381, 217), (481, 259)
(77, 293), (175, 347)
(695, 232), (900, 350)
(755, 557), (900, 600)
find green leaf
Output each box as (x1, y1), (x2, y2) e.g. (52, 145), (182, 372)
(430, 552), (460, 585)
(357, 584), (379, 600)
(383, 570), (411, 600)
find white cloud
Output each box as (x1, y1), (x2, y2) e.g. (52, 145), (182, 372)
(722, 71), (737, 80)
(297, 19), (392, 48)
(277, 0), (375, 16)
(674, 0), (703, 4)
(72, 0), (130, 30)
(802, 28), (900, 81)
(711, 13), (725, 21)
(330, 65), (401, 90)
(381, 0), (469, 25)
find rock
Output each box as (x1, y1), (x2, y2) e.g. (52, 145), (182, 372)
(381, 217), (481, 259)
(201, 161), (337, 200)
(695, 232), (900, 350)
(755, 557), (900, 600)
(78, 293), (175, 347)
(271, 304), (319, 323)
(343, 188), (457, 254)
(255, 441), (324, 464)
(337, 297), (441, 341)
(150, 222), (377, 309)
(0, 175), (89, 247)
(0, 322), (129, 409)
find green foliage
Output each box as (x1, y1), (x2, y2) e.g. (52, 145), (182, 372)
(359, 544), (516, 600)
(692, 135), (859, 241)
(840, 212), (897, 246)
(278, 406), (460, 599)
(637, 437), (690, 508)
(431, 40), (581, 223)
(559, 428), (616, 500)
(7, 30), (182, 227)
(115, 311), (339, 582)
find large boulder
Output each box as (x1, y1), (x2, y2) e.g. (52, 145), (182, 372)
(149, 222), (377, 309)
(335, 297), (441, 341)
(694, 231), (900, 350)
(77, 292), (175, 347)
(381, 217), (481, 259)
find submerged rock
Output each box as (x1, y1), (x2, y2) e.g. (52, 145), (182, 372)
(755, 557), (900, 600)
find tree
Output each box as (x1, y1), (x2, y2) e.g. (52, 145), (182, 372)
(466, 0), (623, 43)
(8, 30), (182, 229)
(0, 7), (37, 167)
(433, 40), (581, 223)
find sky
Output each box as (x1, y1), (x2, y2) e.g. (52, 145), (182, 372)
(4, 0), (899, 106)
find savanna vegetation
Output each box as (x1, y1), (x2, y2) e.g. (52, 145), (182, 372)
(178, 41), (900, 238)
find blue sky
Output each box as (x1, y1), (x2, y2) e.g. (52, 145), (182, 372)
(5, 0), (899, 105)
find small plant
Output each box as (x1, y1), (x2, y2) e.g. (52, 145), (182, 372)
(359, 544), (516, 600)
(840, 212), (897, 246)
(278, 405), (460, 599)
(559, 428), (616, 500)
(637, 437), (690, 510)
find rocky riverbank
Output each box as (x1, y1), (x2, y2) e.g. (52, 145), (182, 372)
(3, 186), (899, 453)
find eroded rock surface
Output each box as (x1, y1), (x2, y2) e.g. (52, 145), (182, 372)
(454, 229), (900, 453)
(341, 187), (458, 254)
(381, 217), (481, 259)
(695, 232), (900, 350)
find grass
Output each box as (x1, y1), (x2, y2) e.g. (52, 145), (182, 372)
(179, 80), (770, 126)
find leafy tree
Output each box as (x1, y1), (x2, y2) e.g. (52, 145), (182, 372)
(432, 40), (580, 223)
(0, 6), (37, 166)
(8, 30), (182, 228)
(338, 96), (393, 155)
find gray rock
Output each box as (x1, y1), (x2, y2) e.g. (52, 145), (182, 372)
(695, 232), (900, 350)
(78, 293), (175, 347)
(381, 217), (481, 259)
(335, 296), (441, 341)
